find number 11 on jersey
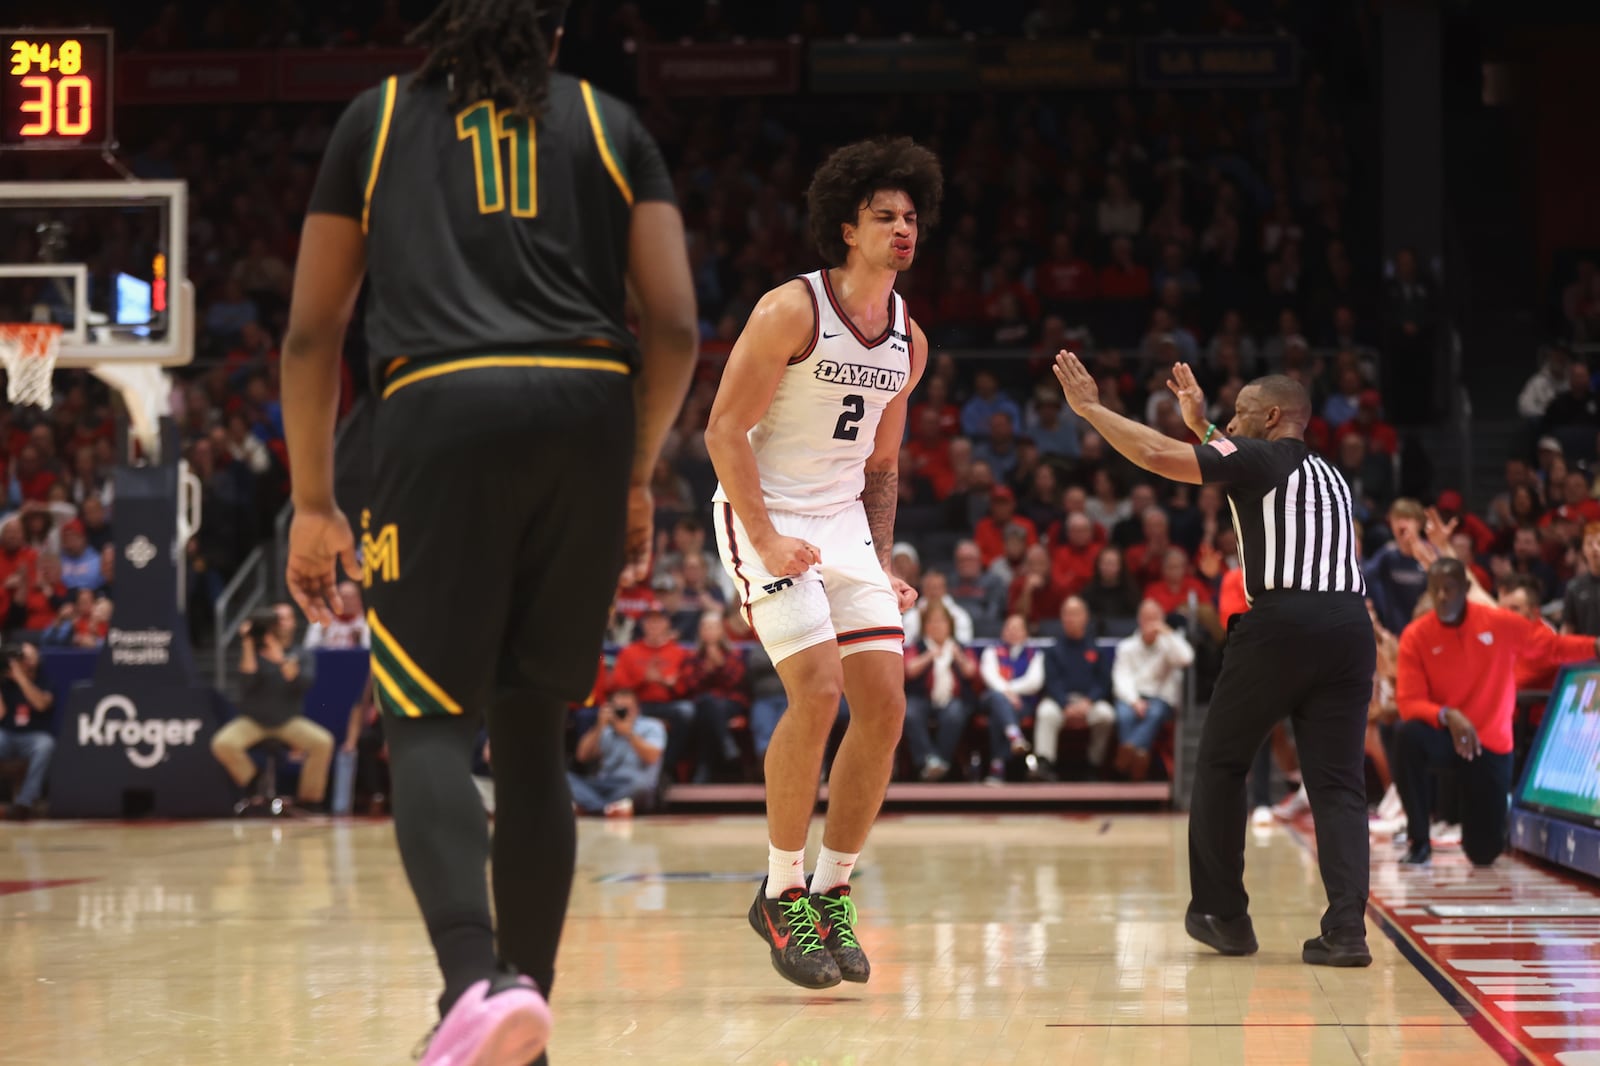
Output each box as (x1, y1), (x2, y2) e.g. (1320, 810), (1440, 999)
(456, 101), (537, 218)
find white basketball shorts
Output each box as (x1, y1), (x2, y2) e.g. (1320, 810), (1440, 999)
(712, 502), (904, 664)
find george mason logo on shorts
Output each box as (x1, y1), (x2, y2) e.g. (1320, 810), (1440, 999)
(813, 361), (907, 393)
(361, 510), (400, 588)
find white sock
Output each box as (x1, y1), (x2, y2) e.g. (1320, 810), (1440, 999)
(766, 843), (806, 898)
(812, 846), (859, 893)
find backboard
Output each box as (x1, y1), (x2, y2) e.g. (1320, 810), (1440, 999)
(0, 179), (193, 369)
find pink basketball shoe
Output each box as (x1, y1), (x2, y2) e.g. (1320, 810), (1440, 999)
(416, 974), (551, 1066)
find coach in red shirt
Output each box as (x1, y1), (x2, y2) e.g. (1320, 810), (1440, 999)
(1394, 558), (1600, 867)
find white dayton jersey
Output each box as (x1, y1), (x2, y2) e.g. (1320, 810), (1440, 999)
(713, 269), (913, 517)
(711, 269), (914, 664)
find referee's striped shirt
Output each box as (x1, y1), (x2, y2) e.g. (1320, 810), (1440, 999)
(1193, 435), (1367, 604)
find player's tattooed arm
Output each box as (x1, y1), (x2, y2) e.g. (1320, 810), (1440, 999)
(863, 469), (898, 570)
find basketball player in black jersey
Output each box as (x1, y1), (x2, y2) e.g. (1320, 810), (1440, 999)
(281, 2), (697, 1062)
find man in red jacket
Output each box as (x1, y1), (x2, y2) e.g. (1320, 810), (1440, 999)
(608, 607), (696, 779)
(1394, 559), (1600, 866)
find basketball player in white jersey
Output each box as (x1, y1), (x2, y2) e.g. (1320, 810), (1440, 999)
(705, 138), (942, 988)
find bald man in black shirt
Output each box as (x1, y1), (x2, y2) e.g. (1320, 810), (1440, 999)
(1055, 353), (1375, 968)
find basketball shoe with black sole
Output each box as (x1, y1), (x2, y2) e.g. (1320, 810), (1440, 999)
(811, 883), (870, 983)
(749, 878), (842, 989)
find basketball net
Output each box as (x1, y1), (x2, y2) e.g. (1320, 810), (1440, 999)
(0, 322), (63, 410)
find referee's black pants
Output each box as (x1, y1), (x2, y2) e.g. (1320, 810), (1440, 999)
(1188, 591), (1376, 937)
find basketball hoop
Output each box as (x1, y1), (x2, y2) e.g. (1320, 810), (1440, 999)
(0, 322), (63, 410)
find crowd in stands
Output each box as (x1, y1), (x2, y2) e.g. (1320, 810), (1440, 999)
(0, 401), (118, 648)
(11, 1), (1599, 841)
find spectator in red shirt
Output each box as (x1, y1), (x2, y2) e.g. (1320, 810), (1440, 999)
(609, 606), (697, 778)
(909, 375), (961, 439)
(1332, 389), (1399, 456)
(936, 266), (986, 328)
(1144, 546), (1214, 617)
(1434, 490), (1496, 557)
(1037, 232), (1097, 305)
(1394, 558), (1600, 866)
(1124, 508), (1177, 588)
(9, 445), (58, 505)
(1050, 513), (1102, 595)
(11, 551), (67, 633)
(983, 255), (1040, 324)
(1498, 573), (1563, 719)
(1008, 543), (1067, 627)
(906, 407), (954, 498)
(974, 486), (1038, 567)
(684, 611), (750, 783)
(71, 588), (111, 647)
(1098, 236), (1152, 302)
(1537, 470), (1600, 530)
(0, 519), (39, 620)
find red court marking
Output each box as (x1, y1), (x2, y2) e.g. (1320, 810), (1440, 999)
(0, 878), (96, 897)
(1291, 819), (1600, 1065)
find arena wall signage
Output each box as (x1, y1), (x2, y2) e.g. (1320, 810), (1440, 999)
(638, 43), (800, 97)
(1136, 35), (1299, 89)
(118, 49), (423, 104)
(48, 462), (233, 817)
(807, 38), (1129, 93)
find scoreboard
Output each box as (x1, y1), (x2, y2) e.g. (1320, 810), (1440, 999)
(1, 29), (113, 150)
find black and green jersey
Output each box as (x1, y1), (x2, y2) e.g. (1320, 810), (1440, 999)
(308, 71), (674, 383)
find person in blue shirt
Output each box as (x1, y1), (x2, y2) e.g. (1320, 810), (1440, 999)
(1323, 366), (1364, 429)
(974, 411), (1023, 484)
(57, 520), (102, 592)
(1024, 386), (1081, 460)
(567, 688), (666, 817)
(1363, 498), (1428, 633)
(960, 369), (1022, 441)
(1032, 597), (1116, 780)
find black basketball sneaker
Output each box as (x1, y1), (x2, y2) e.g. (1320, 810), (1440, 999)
(748, 878), (842, 989)
(812, 883), (870, 983)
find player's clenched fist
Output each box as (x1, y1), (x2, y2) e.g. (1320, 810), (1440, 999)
(756, 534), (821, 577)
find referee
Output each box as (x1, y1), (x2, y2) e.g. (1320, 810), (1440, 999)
(1054, 354), (1375, 968)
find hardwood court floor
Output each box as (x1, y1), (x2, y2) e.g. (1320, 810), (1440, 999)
(0, 814), (1508, 1065)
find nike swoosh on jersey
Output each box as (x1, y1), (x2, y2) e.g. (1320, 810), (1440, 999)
(822, 331), (842, 339)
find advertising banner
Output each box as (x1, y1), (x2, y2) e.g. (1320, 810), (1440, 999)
(639, 43), (801, 97)
(1136, 36), (1298, 89)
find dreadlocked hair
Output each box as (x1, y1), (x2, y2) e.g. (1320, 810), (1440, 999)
(409, 0), (571, 117)
(806, 137), (944, 267)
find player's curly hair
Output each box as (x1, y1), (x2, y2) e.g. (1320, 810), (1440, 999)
(410, 0), (570, 117)
(806, 138), (944, 267)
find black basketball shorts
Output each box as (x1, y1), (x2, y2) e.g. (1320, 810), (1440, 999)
(361, 359), (634, 719)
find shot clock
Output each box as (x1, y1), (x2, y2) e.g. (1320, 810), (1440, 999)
(1, 29), (113, 150)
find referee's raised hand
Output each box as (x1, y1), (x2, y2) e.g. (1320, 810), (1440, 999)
(1166, 363), (1210, 437)
(1052, 350), (1100, 414)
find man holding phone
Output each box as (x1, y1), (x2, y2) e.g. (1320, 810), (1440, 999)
(568, 688), (665, 818)
(211, 605), (335, 813)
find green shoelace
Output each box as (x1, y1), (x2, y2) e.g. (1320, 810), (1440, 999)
(781, 895), (829, 954)
(818, 893), (860, 950)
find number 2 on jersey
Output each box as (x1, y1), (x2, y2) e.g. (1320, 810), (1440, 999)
(456, 101), (537, 218)
(833, 394), (865, 441)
